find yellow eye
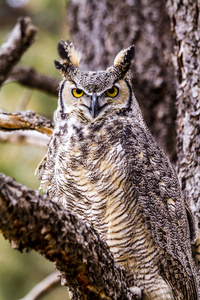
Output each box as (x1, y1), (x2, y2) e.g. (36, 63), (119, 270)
(72, 88), (84, 98)
(105, 86), (119, 98)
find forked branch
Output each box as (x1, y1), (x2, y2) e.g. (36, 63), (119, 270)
(0, 17), (37, 87)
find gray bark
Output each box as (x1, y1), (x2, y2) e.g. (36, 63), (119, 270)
(166, 0), (200, 221)
(7, 66), (60, 96)
(0, 173), (136, 300)
(0, 17), (37, 87)
(67, 0), (177, 163)
(0, 0), (199, 298)
(67, 0), (200, 225)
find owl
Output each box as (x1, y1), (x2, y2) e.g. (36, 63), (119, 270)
(36, 40), (199, 299)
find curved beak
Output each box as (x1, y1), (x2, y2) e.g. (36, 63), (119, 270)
(91, 94), (100, 118)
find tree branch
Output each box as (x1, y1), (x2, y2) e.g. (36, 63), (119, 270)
(0, 17), (37, 87)
(0, 173), (135, 300)
(19, 272), (60, 300)
(7, 66), (60, 96)
(0, 111), (53, 136)
(0, 131), (49, 147)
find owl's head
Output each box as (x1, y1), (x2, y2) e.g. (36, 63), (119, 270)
(55, 40), (135, 123)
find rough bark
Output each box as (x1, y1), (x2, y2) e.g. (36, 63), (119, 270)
(67, 0), (177, 163)
(0, 17), (37, 87)
(0, 173), (136, 300)
(166, 0), (200, 221)
(0, 2), (199, 298)
(0, 111), (54, 136)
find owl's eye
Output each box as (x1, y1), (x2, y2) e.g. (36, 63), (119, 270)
(72, 88), (84, 98)
(105, 86), (119, 98)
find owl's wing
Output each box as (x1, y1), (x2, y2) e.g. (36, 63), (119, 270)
(127, 124), (199, 296)
(35, 154), (52, 191)
(35, 154), (48, 180)
(35, 146), (58, 192)
(35, 131), (62, 194)
(185, 201), (200, 264)
(185, 201), (198, 244)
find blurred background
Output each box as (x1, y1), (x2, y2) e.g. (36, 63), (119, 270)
(0, 0), (70, 299)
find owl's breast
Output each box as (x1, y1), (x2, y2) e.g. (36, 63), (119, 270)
(43, 120), (176, 295)
(56, 124), (129, 235)
(52, 120), (144, 236)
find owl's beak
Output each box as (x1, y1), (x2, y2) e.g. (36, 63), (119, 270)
(91, 94), (100, 118)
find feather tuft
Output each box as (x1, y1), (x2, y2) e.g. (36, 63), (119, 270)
(114, 45), (135, 68)
(57, 40), (81, 67)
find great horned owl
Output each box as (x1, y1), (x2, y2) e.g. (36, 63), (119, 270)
(36, 40), (199, 299)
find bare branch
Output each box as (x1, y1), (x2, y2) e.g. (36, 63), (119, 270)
(0, 111), (53, 136)
(18, 89), (33, 111)
(0, 173), (135, 300)
(0, 131), (50, 147)
(7, 66), (60, 97)
(0, 17), (37, 87)
(19, 272), (61, 300)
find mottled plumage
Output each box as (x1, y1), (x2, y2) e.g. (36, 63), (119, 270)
(36, 40), (199, 299)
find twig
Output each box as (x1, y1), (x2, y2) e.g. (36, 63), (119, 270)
(0, 111), (53, 136)
(0, 17), (37, 87)
(19, 272), (61, 300)
(0, 173), (135, 300)
(7, 66), (60, 96)
(0, 131), (50, 148)
(18, 89), (33, 111)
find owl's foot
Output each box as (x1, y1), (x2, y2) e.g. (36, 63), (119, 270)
(130, 286), (142, 300)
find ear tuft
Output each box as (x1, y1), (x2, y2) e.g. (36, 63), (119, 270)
(114, 45), (135, 67)
(54, 60), (63, 70)
(57, 40), (81, 67)
(111, 45), (135, 78)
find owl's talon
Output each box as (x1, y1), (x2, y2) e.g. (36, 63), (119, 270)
(130, 286), (142, 300)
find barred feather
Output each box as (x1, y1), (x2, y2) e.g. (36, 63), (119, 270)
(37, 44), (199, 299)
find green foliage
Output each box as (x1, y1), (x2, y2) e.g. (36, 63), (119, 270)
(0, 1), (70, 299)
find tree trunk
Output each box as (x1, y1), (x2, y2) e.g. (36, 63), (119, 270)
(67, 0), (177, 163)
(67, 0), (200, 223)
(165, 0), (200, 222)
(0, 1), (199, 299)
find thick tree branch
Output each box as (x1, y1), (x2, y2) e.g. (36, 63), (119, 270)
(0, 111), (53, 136)
(0, 173), (135, 300)
(0, 17), (37, 87)
(7, 66), (60, 96)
